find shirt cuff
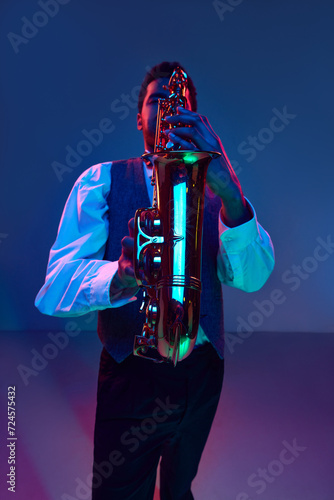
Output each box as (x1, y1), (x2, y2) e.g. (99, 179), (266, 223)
(219, 198), (260, 252)
(90, 261), (139, 309)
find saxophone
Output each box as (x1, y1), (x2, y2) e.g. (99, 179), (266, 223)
(133, 67), (220, 365)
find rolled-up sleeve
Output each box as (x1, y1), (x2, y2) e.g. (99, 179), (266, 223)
(34, 162), (139, 317)
(217, 198), (275, 292)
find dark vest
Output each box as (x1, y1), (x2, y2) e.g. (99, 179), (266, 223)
(97, 157), (225, 363)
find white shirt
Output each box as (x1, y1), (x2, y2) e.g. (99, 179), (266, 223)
(34, 160), (275, 346)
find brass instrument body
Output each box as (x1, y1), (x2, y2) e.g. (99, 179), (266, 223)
(133, 68), (220, 365)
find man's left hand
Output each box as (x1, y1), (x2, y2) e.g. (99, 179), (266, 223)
(164, 107), (252, 226)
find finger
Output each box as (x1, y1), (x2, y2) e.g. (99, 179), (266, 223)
(166, 107), (207, 126)
(121, 236), (134, 256)
(176, 106), (199, 116)
(165, 132), (197, 150)
(124, 264), (135, 277)
(165, 113), (198, 126)
(166, 127), (208, 151)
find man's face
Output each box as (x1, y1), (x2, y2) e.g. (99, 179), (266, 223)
(137, 77), (193, 152)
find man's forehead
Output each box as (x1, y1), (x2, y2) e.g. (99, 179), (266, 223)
(145, 78), (170, 96)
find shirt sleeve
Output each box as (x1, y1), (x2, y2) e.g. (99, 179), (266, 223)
(217, 198), (275, 292)
(34, 162), (140, 317)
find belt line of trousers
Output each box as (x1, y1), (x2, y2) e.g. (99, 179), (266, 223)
(91, 341), (225, 500)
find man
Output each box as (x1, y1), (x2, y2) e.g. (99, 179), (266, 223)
(35, 61), (275, 499)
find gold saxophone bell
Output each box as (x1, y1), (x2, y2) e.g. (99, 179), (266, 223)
(133, 67), (220, 366)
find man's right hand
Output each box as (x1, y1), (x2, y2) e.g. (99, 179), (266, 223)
(111, 218), (138, 292)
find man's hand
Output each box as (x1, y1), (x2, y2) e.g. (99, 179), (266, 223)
(164, 106), (222, 155)
(164, 107), (252, 227)
(110, 218), (138, 294)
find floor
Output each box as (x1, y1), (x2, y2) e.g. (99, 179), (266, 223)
(0, 330), (333, 500)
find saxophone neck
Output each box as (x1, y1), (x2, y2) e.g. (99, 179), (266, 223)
(154, 66), (188, 153)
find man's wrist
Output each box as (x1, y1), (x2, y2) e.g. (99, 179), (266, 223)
(109, 270), (138, 299)
(109, 271), (127, 295)
(219, 194), (253, 228)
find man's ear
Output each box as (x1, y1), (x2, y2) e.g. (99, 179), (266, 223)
(137, 113), (142, 131)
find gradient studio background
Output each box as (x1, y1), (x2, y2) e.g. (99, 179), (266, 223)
(1, 0), (333, 499)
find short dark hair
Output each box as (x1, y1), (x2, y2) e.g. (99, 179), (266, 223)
(138, 61), (197, 114)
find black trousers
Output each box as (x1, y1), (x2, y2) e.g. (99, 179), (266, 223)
(91, 342), (225, 500)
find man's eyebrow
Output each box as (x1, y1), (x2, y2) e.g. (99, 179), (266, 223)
(147, 92), (169, 100)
